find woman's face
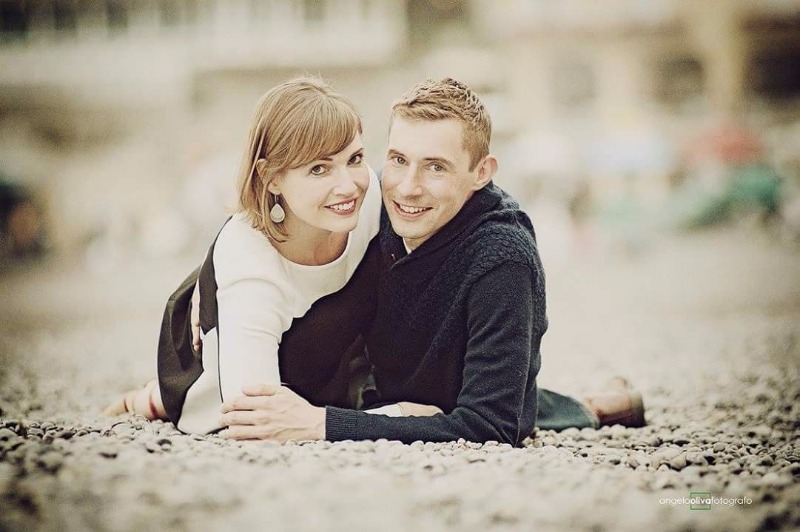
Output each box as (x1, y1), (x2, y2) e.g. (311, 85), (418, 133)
(269, 134), (368, 237)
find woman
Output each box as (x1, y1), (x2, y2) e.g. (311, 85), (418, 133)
(105, 77), (423, 434)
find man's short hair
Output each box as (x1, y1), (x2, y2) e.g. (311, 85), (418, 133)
(391, 78), (492, 171)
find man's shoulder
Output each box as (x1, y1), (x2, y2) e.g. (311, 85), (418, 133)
(463, 214), (539, 266)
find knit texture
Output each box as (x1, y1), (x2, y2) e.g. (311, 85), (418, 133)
(326, 182), (547, 445)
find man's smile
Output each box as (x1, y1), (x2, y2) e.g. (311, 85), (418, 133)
(393, 200), (432, 218)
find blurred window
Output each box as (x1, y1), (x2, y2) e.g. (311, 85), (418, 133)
(552, 59), (596, 108)
(160, 0), (181, 28)
(748, 49), (800, 102)
(651, 55), (705, 111)
(106, 0), (128, 33)
(302, 0), (325, 25)
(0, 0), (27, 40)
(53, 0), (77, 35)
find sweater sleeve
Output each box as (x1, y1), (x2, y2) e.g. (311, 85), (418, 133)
(325, 261), (542, 445)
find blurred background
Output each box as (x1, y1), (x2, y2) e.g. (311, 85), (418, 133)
(0, 0), (799, 271)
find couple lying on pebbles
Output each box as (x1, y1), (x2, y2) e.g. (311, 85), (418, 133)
(105, 76), (645, 445)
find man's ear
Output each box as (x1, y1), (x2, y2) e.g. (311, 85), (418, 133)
(472, 154), (498, 190)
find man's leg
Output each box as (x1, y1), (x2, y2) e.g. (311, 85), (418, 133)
(536, 388), (600, 430)
(536, 378), (646, 431)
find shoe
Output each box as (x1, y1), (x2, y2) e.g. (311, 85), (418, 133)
(582, 377), (646, 428)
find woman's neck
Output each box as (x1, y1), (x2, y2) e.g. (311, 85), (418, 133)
(271, 224), (349, 266)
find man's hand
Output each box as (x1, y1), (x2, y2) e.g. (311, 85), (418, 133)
(191, 280), (201, 352)
(218, 385), (326, 443)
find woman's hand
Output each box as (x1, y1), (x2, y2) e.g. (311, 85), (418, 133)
(397, 402), (443, 417)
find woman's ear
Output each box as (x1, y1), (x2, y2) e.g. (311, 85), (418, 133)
(255, 158), (268, 180)
(257, 159), (281, 194)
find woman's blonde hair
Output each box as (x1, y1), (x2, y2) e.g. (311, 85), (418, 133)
(237, 76), (362, 241)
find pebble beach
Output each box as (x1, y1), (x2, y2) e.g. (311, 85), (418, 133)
(1, 226), (799, 532)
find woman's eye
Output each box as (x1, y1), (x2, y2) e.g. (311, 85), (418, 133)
(310, 165), (327, 176)
(349, 153), (363, 165)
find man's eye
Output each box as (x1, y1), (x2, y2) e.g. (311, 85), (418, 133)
(310, 165), (327, 176)
(393, 156), (406, 165)
(431, 164), (444, 172)
(349, 154), (363, 165)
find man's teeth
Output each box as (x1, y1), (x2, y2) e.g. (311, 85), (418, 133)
(399, 204), (427, 214)
(329, 200), (355, 211)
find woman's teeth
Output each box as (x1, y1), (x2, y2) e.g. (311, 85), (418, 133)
(329, 200), (355, 211)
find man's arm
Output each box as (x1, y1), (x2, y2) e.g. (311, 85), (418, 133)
(325, 261), (543, 445)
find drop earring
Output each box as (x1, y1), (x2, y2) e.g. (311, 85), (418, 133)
(269, 194), (286, 223)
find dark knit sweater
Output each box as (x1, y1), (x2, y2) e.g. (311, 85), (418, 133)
(326, 182), (547, 446)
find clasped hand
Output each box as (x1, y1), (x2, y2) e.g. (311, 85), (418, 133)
(219, 384), (326, 443)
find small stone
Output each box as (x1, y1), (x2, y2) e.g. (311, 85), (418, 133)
(713, 442), (727, 453)
(0, 428), (17, 442)
(55, 430), (75, 440)
(645, 436), (662, 447)
(747, 425), (771, 439)
(669, 453), (688, 471)
(651, 447), (681, 467)
(653, 474), (674, 490)
(682, 465), (705, 477)
(761, 472), (791, 488)
(37, 451), (64, 473)
(686, 452), (709, 466)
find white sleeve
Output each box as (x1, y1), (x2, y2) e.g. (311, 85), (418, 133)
(215, 276), (288, 402)
(364, 404), (404, 417)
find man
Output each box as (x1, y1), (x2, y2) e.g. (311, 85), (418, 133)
(210, 78), (644, 445)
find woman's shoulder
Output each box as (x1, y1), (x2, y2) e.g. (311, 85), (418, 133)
(211, 213), (285, 286)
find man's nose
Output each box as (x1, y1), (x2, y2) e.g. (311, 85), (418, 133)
(396, 167), (423, 197)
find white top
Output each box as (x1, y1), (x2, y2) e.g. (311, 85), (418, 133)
(177, 167), (401, 434)
(213, 167), (382, 400)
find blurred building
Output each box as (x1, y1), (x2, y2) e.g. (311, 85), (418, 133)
(1, 0), (799, 258)
(0, 0), (408, 257)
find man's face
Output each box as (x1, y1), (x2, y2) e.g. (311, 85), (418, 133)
(381, 117), (491, 250)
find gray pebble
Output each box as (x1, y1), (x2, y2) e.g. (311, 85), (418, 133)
(669, 453), (688, 471)
(761, 472), (791, 488)
(37, 451), (64, 473)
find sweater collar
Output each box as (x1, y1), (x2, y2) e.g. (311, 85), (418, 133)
(381, 181), (507, 264)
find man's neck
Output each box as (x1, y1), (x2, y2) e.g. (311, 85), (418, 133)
(402, 238), (413, 254)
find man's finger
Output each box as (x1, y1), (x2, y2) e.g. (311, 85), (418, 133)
(241, 383), (281, 397)
(220, 395), (267, 414)
(219, 411), (260, 427)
